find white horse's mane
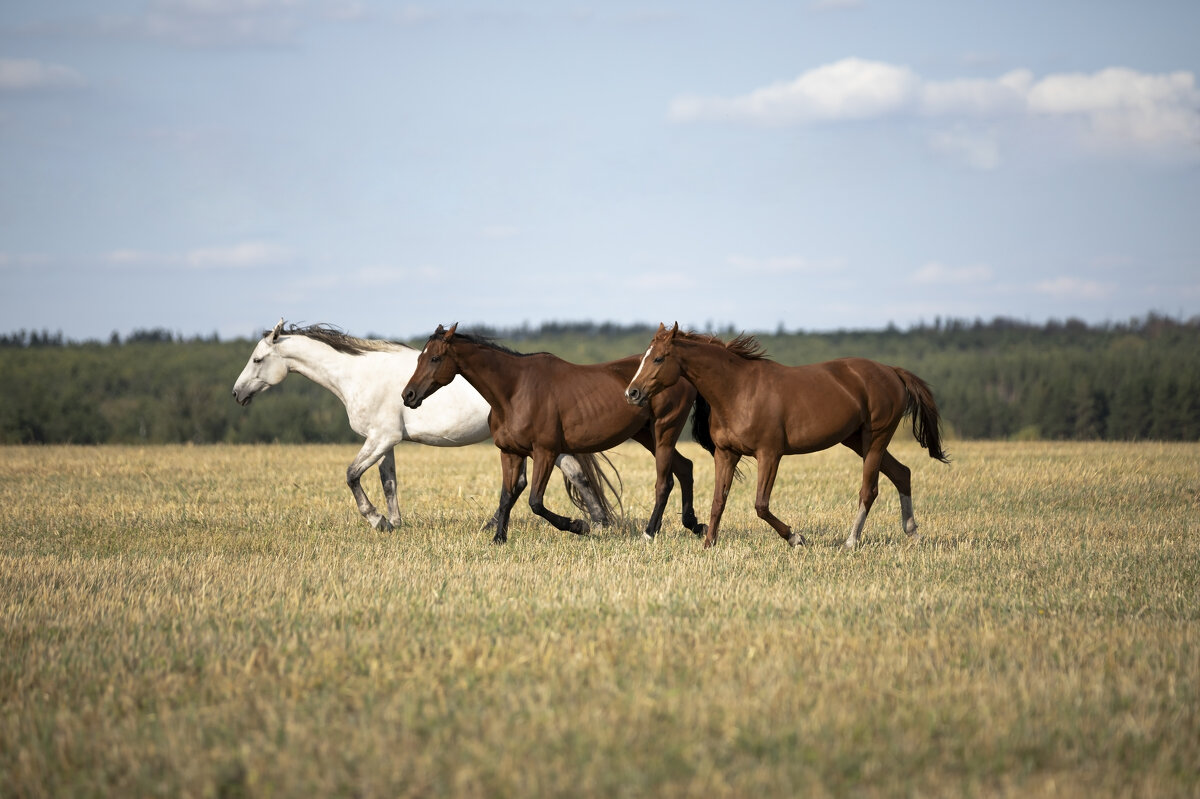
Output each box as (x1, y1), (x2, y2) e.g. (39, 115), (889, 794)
(280, 323), (414, 355)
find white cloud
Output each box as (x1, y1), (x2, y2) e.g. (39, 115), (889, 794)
(910, 262), (994, 285)
(0, 252), (52, 268)
(927, 125), (1001, 170)
(919, 70), (1033, 117)
(670, 58), (918, 125)
(1033, 276), (1116, 300)
(728, 254), (842, 275)
(106, 242), (294, 269)
(0, 58), (85, 91)
(671, 60), (1200, 160)
(1026, 68), (1200, 151)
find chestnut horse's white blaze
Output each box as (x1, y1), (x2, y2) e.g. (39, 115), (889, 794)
(231, 318), (608, 531)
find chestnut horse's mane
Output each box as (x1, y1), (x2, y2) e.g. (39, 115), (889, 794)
(674, 330), (769, 362)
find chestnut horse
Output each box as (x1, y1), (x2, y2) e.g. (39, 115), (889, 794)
(402, 324), (706, 544)
(625, 324), (949, 549)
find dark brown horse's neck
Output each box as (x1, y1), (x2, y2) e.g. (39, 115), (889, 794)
(451, 339), (522, 417)
(675, 338), (746, 419)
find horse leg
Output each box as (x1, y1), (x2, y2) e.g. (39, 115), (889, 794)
(378, 447), (402, 529)
(485, 457), (527, 532)
(672, 449), (704, 536)
(703, 448), (741, 548)
(631, 429), (675, 540)
(346, 437), (394, 531)
(555, 453), (608, 525)
(754, 452), (804, 547)
(528, 449), (589, 535)
(491, 453), (527, 544)
(842, 436), (918, 543)
(879, 449), (919, 540)
(845, 434), (888, 550)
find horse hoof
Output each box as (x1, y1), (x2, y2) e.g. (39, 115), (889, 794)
(371, 517), (393, 532)
(787, 532), (806, 548)
(693, 524), (708, 539)
(843, 539), (858, 550)
(642, 531), (656, 542)
(570, 520), (590, 536)
(492, 534), (508, 545)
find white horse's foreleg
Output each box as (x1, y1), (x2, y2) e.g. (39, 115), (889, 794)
(347, 438), (394, 531)
(555, 454), (607, 525)
(379, 448), (401, 528)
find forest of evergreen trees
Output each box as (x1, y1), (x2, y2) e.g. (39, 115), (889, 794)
(1, 315), (1198, 444)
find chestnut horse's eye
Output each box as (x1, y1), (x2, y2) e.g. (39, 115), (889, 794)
(653, 356), (664, 364)
(430, 355), (442, 363)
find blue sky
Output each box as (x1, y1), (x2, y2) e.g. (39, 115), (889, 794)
(2, 1), (1198, 341)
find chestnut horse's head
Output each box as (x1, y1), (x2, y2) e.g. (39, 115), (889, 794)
(625, 322), (684, 407)
(402, 323), (461, 409)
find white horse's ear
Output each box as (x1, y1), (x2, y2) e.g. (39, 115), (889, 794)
(271, 318), (285, 342)
(444, 323), (458, 339)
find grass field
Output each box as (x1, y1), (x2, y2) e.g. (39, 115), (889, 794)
(2, 440), (1198, 797)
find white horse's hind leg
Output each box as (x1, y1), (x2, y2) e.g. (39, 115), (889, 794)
(379, 448), (402, 528)
(347, 438), (394, 531)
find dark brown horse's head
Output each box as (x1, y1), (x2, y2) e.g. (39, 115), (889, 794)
(625, 322), (684, 407)
(402, 323), (461, 409)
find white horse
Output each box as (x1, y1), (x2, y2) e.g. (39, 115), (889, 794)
(232, 319), (612, 531)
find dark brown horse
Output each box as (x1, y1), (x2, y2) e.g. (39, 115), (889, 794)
(402, 324), (706, 544)
(625, 323), (949, 549)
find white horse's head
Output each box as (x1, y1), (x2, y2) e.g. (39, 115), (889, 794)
(232, 318), (290, 406)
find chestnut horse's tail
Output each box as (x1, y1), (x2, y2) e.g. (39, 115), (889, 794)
(564, 452), (623, 524)
(894, 367), (951, 464)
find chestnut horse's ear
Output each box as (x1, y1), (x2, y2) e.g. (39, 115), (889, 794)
(444, 323), (458, 339)
(271, 318), (285, 342)
(670, 321), (679, 337)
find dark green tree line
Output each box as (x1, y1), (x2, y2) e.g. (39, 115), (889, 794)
(1, 316), (1197, 444)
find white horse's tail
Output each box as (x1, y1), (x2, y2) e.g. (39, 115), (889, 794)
(563, 453), (622, 526)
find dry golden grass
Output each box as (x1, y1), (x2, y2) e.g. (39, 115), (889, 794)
(1, 441), (1198, 797)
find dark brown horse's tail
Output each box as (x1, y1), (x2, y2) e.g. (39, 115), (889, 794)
(563, 452), (623, 524)
(691, 394), (716, 456)
(894, 368), (951, 464)
(690, 394), (745, 480)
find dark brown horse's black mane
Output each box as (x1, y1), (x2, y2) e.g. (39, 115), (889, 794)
(277, 323), (411, 355)
(438, 329), (551, 359)
(677, 330), (769, 361)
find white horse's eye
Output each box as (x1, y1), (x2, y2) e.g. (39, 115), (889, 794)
(253, 357), (263, 364)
